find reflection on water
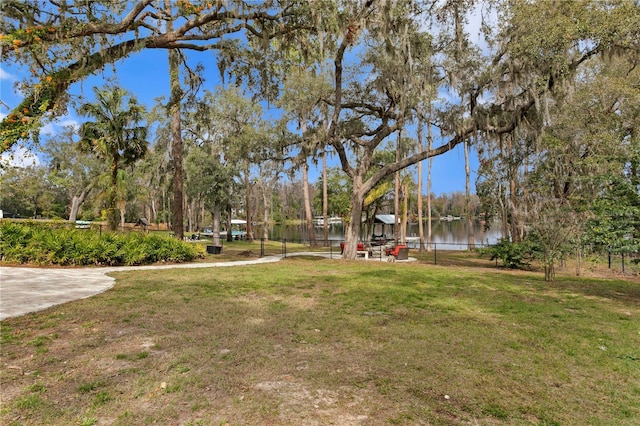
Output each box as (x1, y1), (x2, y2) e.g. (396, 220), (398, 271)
(257, 220), (502, 249)
(403, 220), (503, 249)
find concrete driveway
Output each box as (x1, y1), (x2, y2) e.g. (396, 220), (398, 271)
(0, 256), (289, 321)
(0, 252), (361, 321)
(0, 267), (118, 320)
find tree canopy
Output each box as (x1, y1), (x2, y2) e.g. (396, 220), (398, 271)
(2, 0), (639, 264)
(0, 0), (308, 151)
(78, 86), (148, 231)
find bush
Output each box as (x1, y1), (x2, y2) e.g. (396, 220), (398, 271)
(0, 221), (200, 266)
(481, 238), (539, 269)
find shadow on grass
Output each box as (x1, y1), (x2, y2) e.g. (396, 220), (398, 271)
(551, 276), (640, 306)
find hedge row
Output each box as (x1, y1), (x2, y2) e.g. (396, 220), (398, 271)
(0, 221), (201, 266)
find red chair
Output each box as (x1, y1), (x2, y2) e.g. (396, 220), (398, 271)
(340, 242), (368, 254)
(385, 244), (408, 259)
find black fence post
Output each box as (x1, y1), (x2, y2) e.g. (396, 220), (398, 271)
(622, 253), (625, 273)
(260, 238), (264, 258)
(608, 251), (611, 269)
(282, 239), (287, 258)
(434, 243), (437, 265)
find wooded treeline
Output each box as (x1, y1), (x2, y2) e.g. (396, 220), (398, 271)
(1, 0), (638, 273)
(0, 148), (478, 232)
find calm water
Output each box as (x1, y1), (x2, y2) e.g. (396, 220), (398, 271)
(257, 220), (502, 250)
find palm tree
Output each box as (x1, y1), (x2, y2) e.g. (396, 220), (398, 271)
(78, 86), (148, 231)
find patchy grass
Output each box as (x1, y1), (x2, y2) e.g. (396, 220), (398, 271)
(188, 238), (339, 262)
(1, 258), (639, 425)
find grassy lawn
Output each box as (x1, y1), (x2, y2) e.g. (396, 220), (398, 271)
(1, 257), (639, 425)
(187, 239), (333, 261)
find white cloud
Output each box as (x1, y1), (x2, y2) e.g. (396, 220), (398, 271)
(0, 65), (17, 82)
(0, 145), (41, 168)
(0, 113), (78, 168)
(40, 117), (80, 136)
(58, 118), (80, 129)
(0, 65), (22, 108)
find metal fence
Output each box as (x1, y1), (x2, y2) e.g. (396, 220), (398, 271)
(229, 237), (491, 265)
(602, 251), (640, 274)
(12, 219), (637, 273)
(236, 238), (639, 274)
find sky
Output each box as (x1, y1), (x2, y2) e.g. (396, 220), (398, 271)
(0, 11), (484, 197)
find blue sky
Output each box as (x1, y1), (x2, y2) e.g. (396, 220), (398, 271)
(0, 43), (479, 197)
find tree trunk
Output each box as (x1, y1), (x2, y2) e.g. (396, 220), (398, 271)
(150, 199), (156, 223)
(118, 199), (126, 230)
(302, 161), (316, 246)
(262, 185), (270, 241)
(166, 0), (184, 240)
(190, 198), (197, 232)
(401, 180), (408, 243)
(244, 165), (254, 242)
(417, 122), (424, 252)
(509, 172), (519, 242)
(505, 134), (520, 243)
(427, 120), (433, 251)
(575, 244), (582, 277)
(343, 179), (365, 260)
(30, 193), (39, 219)
(163, 188), (171, 231)
(69, 185), (91, 222)
(212, 204), (221, 247)
(498, 182), (509, 240)
(322, 150), (329, 246)
(108, 159), (119, 231)
(497, 135), (509, 240)
(150, 198), (157, 224)
(299, 120), (316, 246)
(200, 203), (205, 232)
(544, 254), (556, 282)
(226, 205), (233, 243)
(186, 200), (192, 233)
(394, 131), (401, 244)
(465, 139), (475, 250)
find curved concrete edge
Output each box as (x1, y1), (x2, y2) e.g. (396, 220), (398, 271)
(0, 253), (332, 321)
(0, 252), (414, 321)
(0, 268), (117, 321)
(97, 255), (283, 273)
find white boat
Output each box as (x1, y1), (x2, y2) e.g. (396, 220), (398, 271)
(313, 216), (342, 226)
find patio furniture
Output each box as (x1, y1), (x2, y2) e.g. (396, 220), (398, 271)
(386, 244), (409, 260)
(340, 242), (372, 258)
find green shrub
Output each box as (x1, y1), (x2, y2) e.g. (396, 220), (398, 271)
(481, 238), (539, 269)
(120, 233), (150, 266)
(39, 228), (75, 265)
(93, 232), (121, 265)
(0, 221), (200, 266)
(0, 221), (36, 263)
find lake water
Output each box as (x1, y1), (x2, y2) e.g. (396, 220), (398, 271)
(257, 220), (503, 250)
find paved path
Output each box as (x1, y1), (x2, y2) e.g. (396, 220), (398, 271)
(0, 252), (413, 321)
(0, 255), (295, 321)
